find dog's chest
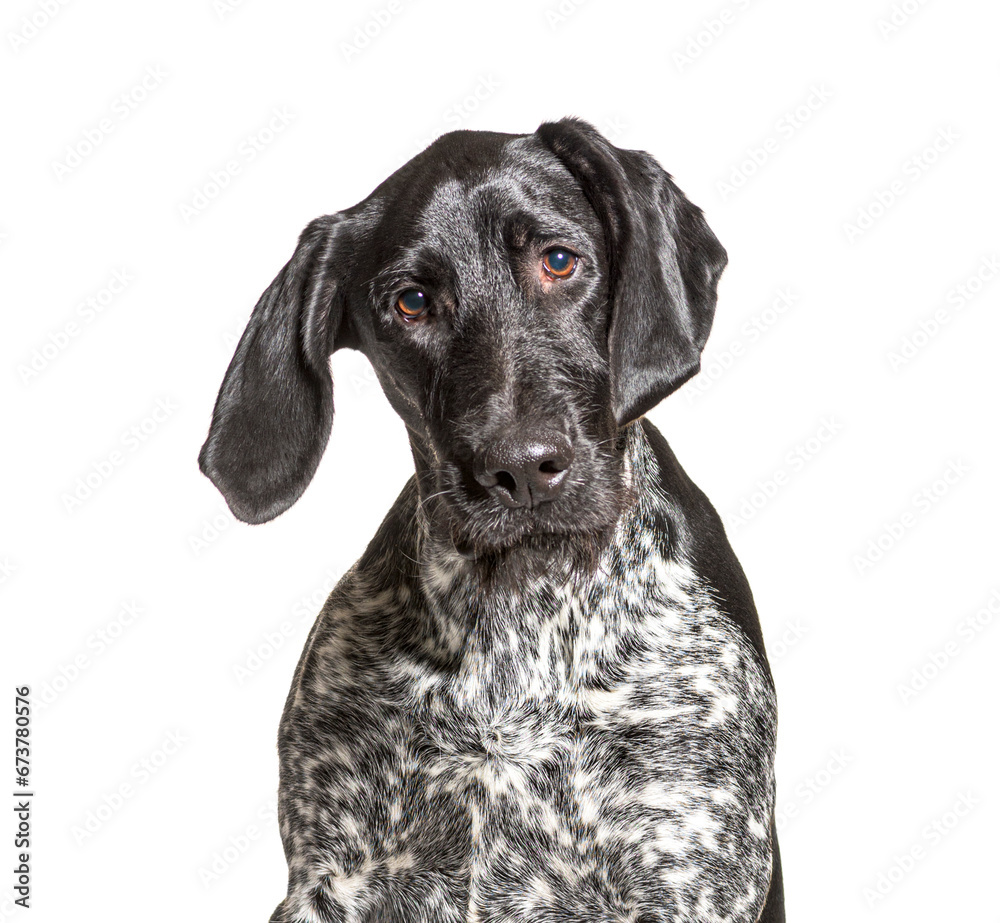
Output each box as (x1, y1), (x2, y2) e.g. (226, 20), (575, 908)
(367, 550), (776, 921)
(282, 507), (775, 922)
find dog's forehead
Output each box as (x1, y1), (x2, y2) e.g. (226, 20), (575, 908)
(365, 132), (594, 252)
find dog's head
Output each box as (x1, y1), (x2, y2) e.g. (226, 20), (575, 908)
(199, 118), (726, 559)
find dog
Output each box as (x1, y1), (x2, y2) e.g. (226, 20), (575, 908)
(200, 118), (783, 923)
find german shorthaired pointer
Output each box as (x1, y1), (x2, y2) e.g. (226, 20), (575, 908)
(200, 118), (784, 923)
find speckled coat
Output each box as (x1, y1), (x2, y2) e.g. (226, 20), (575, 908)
(269, 421), (779, 923)
(197, 118), (785, 922)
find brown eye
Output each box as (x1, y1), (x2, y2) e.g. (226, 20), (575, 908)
(541, 248), (577, 279)
(396, 289), (429, 320)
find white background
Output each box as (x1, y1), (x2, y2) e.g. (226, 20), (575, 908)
(2, 0), (998, 920)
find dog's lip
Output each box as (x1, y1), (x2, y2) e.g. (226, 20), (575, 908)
(444, 496), (617, 558)
(449, 511), (545, 555)
(430, 494), (556, 552)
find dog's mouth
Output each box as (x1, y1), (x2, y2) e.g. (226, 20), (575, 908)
(420, 454), (631, 569)
(448, 508), (606, 558)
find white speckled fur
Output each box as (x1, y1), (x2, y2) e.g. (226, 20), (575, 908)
(273, 423), (776, 923)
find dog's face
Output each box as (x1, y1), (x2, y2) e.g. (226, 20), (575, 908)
(347, 132), (622, 556)
(199, 119), (726, 561)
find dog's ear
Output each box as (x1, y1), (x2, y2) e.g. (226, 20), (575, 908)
(199, 214), (355, 524)
(536, 118), (727, 425)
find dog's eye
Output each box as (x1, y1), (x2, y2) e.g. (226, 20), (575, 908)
(541, 248), (577, 280)
(396, 289), (430, 320)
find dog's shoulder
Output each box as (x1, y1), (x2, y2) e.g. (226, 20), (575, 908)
(279, 478), (422, 706)
(639, 418), (771, 674)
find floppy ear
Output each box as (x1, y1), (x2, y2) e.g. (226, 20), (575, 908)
(536, 118), (727, 425)
(199, 214), (355, 524)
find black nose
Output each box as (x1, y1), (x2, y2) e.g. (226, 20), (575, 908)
(474, 432), (574, 509)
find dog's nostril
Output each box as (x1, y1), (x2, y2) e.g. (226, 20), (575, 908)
(538, 459), (565, 476)
(494, 470), (518, 494)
